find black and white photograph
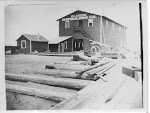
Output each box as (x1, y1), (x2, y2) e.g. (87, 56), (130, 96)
(0, 0), (148, 111)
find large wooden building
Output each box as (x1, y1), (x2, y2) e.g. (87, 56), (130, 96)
(16, 34), (49, 54)
(49, 10), (126, 52)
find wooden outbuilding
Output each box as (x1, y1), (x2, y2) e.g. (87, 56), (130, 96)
(16, 34), (49, 54)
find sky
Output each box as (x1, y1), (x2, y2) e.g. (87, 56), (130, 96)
(5, 1), (144, 51)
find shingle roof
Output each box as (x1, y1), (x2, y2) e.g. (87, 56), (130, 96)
(49, 36), (72, 44)
(17, 34), (49, 42)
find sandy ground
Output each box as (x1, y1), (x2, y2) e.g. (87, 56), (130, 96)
(5, 54), (75, 110)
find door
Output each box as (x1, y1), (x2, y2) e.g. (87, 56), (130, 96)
(73, 39), (83, 51)
(61, 43), (64, 52)
(74, 20), (83, 28)
(79, 20), (83, 27)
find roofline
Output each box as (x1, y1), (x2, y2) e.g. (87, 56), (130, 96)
(57, 10), (100, 21)
(16, 34), (30, 41)
(48, 36), (72, 44)
(16, 34), (49, 42)
(56, 10), (127, 28)
(102, 16), (127, 28)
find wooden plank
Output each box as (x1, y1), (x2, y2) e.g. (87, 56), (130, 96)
(81, 74), (127, 110)
(96, 60), (119, 75)
(87, 60), (117, 75)
(114, 77), (142, 109)
(52, 71), (127, 110)
(98, 76), (138, 109)
(5, 73), (94, 90)
(76, 57), (112, 75)
(6, 83), (75, 102)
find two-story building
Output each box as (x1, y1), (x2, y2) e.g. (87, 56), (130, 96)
(49, 10), (126, 52)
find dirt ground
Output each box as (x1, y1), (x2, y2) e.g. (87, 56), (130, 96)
(5, 54), (72, 74)
(5, 54), (74, 110)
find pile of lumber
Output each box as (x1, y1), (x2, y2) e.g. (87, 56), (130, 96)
(51, 65), (143, 110)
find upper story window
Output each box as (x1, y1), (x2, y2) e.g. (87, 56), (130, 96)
(88, 19), (93, 27)
(21, 40), (26, 48)
(65, 21), (70, 28)
(112, 23), (114, 30)
(106, 20), (108, 27)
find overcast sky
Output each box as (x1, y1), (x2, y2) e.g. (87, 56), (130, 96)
(5, 1), (144, 51)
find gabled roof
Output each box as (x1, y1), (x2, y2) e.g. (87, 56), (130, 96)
(57, 10), (126, 28)
(49, 36), (72, 44)
(17, 34), (49, 42)
(57, 10), (100, 21)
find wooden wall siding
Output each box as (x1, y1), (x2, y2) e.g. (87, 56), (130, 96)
(59, 14), (100, 42)
(49, 44), (58, 52)
(73, 31), (90, 51)
(17, 35), (30, 53)
(102, 17), (126, 50)
(31, 41), (48, 52)
(60, 38), (73, 52)
(81, 16), (100, 42)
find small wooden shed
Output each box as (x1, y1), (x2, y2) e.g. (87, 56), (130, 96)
(16, 34), (49, 54)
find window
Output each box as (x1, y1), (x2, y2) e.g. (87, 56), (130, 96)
(106, 20), (108, 27)
(21, 40), (26, 48)
(64, 41), (67, 49)
(65, 21), (70, 28)
(112, 23), (114, 30)
(88, 19), (93, 27)
(74, 42), (76, 48)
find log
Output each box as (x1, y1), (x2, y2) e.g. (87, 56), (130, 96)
(54, 61), (86, 65)
(45, 65), (55, 69)
(72, 55), (88, 61)
(76, 57), (112, 75)
(5, 73), (94, 90)
(6, 83), (75, 102)
(35, 69), (98, 81)
(53, 63), (89, 71)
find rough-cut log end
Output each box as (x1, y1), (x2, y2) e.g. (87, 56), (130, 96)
(45, 65), (55, 69)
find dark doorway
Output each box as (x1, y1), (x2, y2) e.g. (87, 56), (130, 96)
(79, 20), (83, 27)
(74, 20), (83, 28)
(73, 39), (83, 51)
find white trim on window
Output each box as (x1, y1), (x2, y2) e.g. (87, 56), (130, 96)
(75, 42), (76, 48)
(65, 41), (67, 49)
(88, 19), (93, 27)
(21, 40), (26, 49)
(65, 20), (70, 28)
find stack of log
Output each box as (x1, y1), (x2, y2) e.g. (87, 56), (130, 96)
(42, 57), (120, 81)
(6, 56), (126, 110)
